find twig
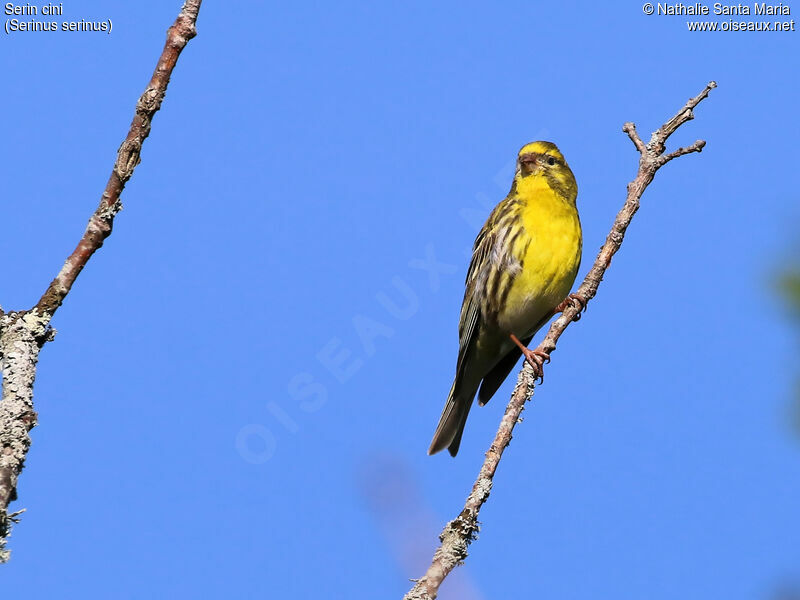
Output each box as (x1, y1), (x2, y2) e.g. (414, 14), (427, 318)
(403, 81), (717, 600)
(0, 0), (203, 561)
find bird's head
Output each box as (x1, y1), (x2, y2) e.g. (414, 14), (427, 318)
(515, 141), (577, 203)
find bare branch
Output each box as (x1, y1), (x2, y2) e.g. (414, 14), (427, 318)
(656, 81), (717, 146)
(404, 81), (716, 600)
(623, 122), (646, 154)
(658, 139), (707, 166)
(35, 0), (203, 319)
(0, 0), (203, 560)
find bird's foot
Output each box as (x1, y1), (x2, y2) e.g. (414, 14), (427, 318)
(510, 333), (550, 384)
(555, 292), (587, 321)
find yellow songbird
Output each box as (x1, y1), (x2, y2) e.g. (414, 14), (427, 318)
(429, 141), (583, 456)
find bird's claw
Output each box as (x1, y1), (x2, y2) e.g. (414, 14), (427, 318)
(522, 348), (550, 384)
(556, 292), (587, 321)
(510, 333), (549, 384)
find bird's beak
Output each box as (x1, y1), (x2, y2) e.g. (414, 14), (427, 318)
(518, 153), (540, 173)
(518, 153), (539, 166)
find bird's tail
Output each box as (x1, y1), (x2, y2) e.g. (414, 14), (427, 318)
(428, 380), (478, 457)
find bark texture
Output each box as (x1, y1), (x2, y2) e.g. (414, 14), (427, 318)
(0, 313), (49, 561)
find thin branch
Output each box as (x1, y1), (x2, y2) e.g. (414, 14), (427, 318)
(404, 81), (717, 600)
(658, 139), (707, 166)
(35, 0), (202, 319)
(0, 0), (203, 560)
(623, 122), (647, 154)
(655, 82), (716, 147)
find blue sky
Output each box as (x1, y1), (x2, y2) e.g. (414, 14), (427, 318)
(1, 1), (798, 598)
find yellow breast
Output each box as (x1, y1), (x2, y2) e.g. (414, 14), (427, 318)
(501, 175), (582, 335)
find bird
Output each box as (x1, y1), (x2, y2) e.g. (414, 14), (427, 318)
(428, 141), (584, 457)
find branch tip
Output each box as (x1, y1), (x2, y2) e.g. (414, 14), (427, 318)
(623, 122), (647, 154)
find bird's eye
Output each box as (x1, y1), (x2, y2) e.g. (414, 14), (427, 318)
(547, 156), (557, 166)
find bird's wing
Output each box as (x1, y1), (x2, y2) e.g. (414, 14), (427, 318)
(429, 197), (520, 456)
(455, 197), (520, 376)
(454, 247), (486, 373)
(427, 225), (494, 456)
(454, 218), (492, 375)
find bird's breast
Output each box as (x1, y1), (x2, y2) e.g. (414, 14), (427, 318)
(498, 186), (582, 337)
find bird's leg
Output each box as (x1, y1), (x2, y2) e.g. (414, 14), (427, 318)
(555, 292), (587, 321)
(509, 333), (550, 384)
